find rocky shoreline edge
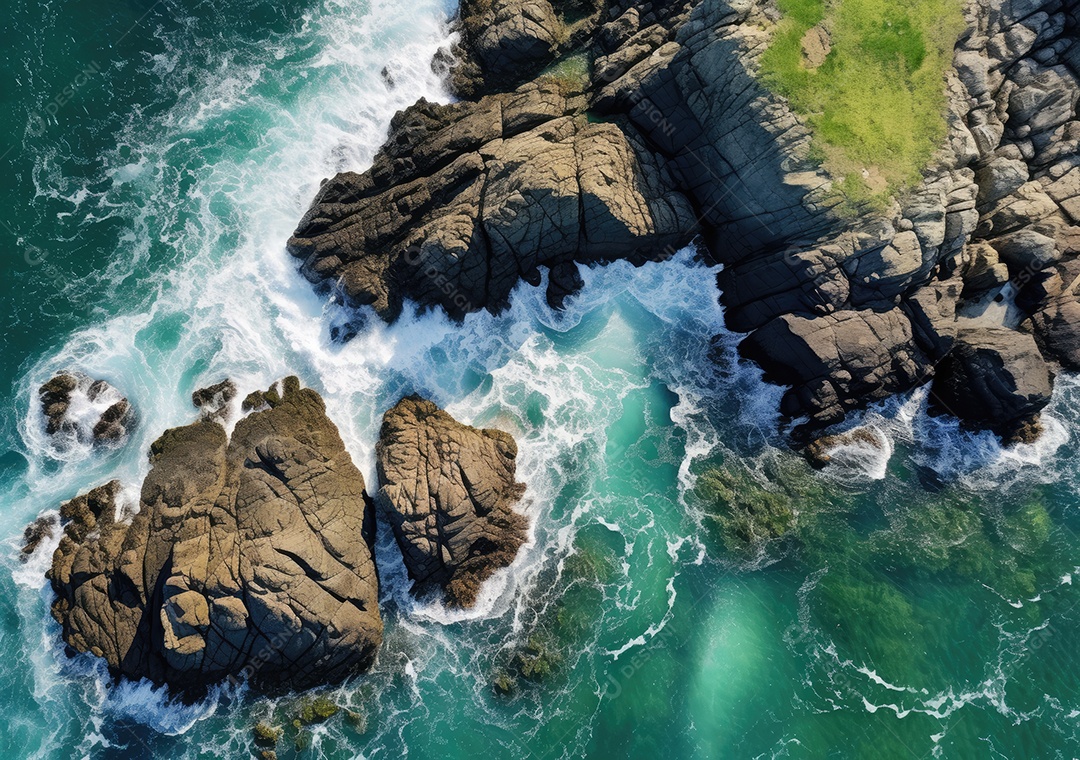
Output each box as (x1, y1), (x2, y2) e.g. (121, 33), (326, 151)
(289, 0), (1080, 447)
(19, 0), (1080, 714)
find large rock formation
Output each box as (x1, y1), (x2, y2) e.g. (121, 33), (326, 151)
(731, 0), (1080, 442)
(375, 396), (528, 607)
(48, 377), (382, 696)
(289, 0), (1080, 444)
(39, 373), (134, 444)
(288, 79), (696, 319)
(591, 0), (839, 255)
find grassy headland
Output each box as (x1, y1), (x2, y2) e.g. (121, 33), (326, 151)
(759, 0), (966, 206)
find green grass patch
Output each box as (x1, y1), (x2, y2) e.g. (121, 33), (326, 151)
(759, 0), (966, 202)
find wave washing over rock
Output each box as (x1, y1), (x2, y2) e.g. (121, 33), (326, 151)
(290, 0), (1080, 450)
(38, 373), (134, 446)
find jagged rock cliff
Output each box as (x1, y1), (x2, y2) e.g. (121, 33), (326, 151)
(290, 0), (1080, 445)
(288, 79), (696, 319)
(47, 378), (382, 696)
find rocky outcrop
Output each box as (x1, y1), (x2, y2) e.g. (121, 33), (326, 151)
(803, 427), (887, 469)
(191, 380), (238, 424)
(741, 307), (941, 437)
(39, 374), (80, 435)
(929, 327), (1054, 442)
(375, 396), (528, 607)
(288, 79), (696, 319)
(47, 378), (382, 696)
(1027, 247), (1080, 369)
(288, 0), (1080, 444)
(39, 373), (134, 444)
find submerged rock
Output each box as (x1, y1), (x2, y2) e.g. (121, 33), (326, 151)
(698, 466), (793, 551)
(39, 373), (134, 444)
(375, 396), (528, 607)
(804, 427), (887, 469)
(47, 377), (382, 696)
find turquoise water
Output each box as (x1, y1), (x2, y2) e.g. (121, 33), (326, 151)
(4, 1), (1080, 758)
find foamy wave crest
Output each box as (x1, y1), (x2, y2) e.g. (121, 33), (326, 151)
(799, 376), (1074, 490)
(815, 425), (893, 484)
(103, 678), (225, 736)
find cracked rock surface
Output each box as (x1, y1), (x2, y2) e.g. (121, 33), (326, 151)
(288, 78), (696, 320)
(375, 396), (528, 608)
(47, 377), (382, 696)
(290, 0), (1080, 445)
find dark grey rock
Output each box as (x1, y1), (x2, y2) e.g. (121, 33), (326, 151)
(929, 326), (1054, 442)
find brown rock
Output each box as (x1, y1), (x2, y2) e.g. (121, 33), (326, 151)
(92, 400), (133, 441)
(38, 373), (78, 435)
(48, 378), (382, 696)
(287, 80), (695, 321)
(375, 396), (528, 607)
(191, 380), (238, 423)
(740, 307), (936, 436)
(285, 0), (1080, 444)
(449, 0), (604, 98)
(800, 24), (831, 69)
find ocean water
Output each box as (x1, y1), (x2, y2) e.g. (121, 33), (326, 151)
(3, 1), (1080, 758)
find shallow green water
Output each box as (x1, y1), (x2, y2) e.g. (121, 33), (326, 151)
(3, 1), (1080, 759)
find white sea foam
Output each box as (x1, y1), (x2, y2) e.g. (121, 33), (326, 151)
(814, 424), (894, 483)
(796, 377), (1075, 489)
(104, 679), (223, 736)
(4, 0), (464, 749)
